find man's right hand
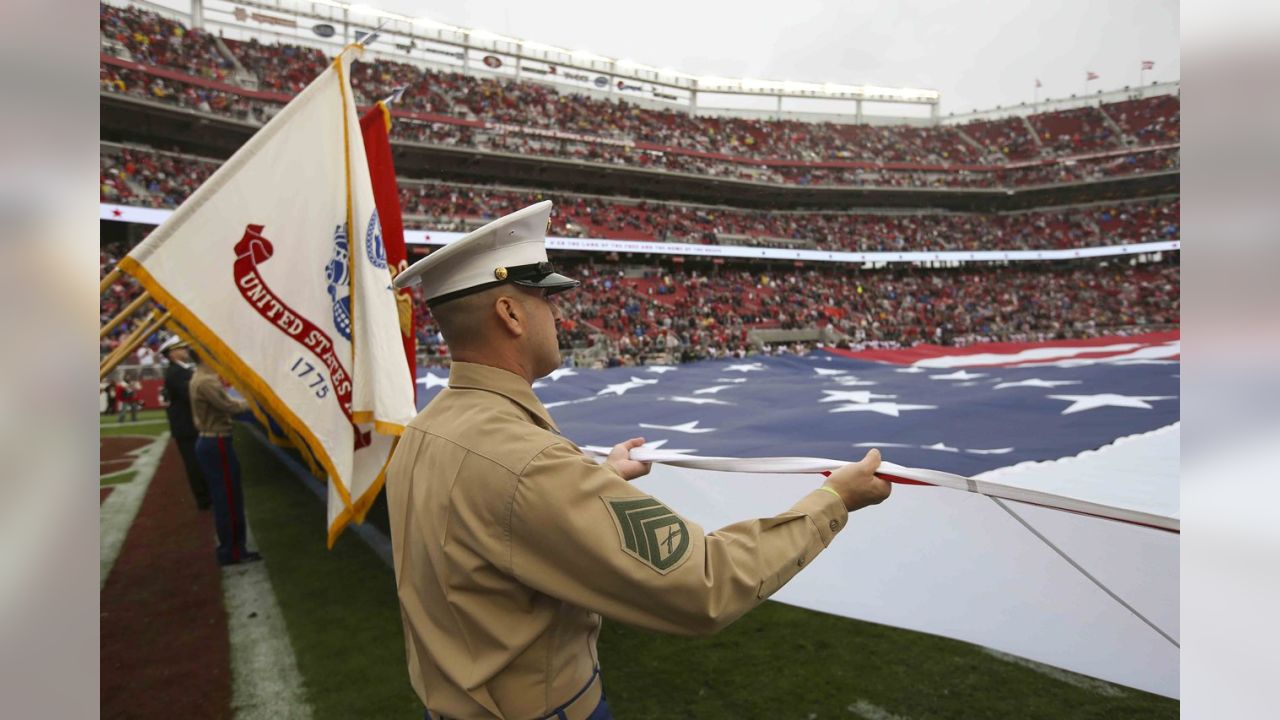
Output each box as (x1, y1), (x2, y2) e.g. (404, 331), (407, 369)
(824, 449), (891, 511)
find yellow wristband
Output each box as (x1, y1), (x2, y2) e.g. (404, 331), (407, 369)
(817, 486), (843, 503)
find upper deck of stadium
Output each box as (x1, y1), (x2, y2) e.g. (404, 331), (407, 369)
(99, 1), (1178, 209)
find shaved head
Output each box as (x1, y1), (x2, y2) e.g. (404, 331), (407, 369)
(430, 285), (564, 382)
(431, 286), (510, 352)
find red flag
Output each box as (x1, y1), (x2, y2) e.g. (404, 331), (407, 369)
(1035, 78), (1042, 88)
(1141, 60), (1155, 70)
(359, 101), (416, 401)
(1086, 71), (1099, 81)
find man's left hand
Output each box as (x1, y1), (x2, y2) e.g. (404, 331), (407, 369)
(606, 437), (652, 481)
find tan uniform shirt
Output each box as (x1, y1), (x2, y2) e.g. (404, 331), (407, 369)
(189, 364), (249, 435)
(386, 361), (848, 720)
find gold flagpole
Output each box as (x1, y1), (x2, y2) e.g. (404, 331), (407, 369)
(100, 267), (123, 295)
(100, 291), (152, 339)
(100, 309), (171, 380)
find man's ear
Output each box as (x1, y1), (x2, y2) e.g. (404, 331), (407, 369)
(493, 294), (525, 337)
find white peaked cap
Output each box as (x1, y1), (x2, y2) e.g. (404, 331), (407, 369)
(158, 334), (189, 354)
(393, 200), (579, 304)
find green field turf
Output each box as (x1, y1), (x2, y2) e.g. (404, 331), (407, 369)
(100, 470), (137, 486)
(100, 408), (168, 425)
(99, 422), (169, 438)
(233, 427), (1179, 720)
(100, 410), (170, 440)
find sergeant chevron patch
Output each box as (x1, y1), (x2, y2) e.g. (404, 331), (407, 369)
(603, 496), (691, 574)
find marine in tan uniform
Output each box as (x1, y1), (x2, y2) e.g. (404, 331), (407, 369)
(189, 358), (261, 566)
(387, 201), (890, 720)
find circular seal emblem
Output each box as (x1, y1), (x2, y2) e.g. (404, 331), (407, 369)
(365, 210), (387, 270)
(325, 224), (352, 341)
(494, 267), (508, 280)
(483, 55), (502, 69)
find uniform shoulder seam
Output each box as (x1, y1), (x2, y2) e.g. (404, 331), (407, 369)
(414, 427), (542, 477)
(517, 439), (569, 477)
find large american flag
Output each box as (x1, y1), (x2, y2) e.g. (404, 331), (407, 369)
(416, 331), (1179, 485)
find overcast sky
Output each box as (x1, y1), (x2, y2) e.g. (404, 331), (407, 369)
(372, 0), (1179, 115)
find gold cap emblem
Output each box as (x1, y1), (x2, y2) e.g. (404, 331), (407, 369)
(494, 267), (508, 280)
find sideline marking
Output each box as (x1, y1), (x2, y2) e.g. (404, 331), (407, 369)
(981, 648), (1128, 697)
(847, 699), (912, 720)
(100, 432), (169, 589)
(222, 524), (313, 720)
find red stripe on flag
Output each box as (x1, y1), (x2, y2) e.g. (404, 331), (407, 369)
(824, 330), (1179, 366)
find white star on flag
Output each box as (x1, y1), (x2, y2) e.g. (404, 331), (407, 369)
(725, 363), (766, 372)
(643, 366), (678, 374)
(638, 420), (717, 434)
(692, 385), (735, 395)
(895, 366), (927, 374)
(597, 376), (660, 396)
(966, 447), (1014, 455)
(547, 367), (578, 381)
(819, 390), (897, 404)
(993, 378), (1082, 390)
(713, 378), (749, 383)
(1047, 393), (1177, 415)
(828, 402), (938, 417)
(417, 372), (449, 389)
(930, 370), (987, 381)
(922, 442), (961, 453)
(813, 367), (848, 376)
(532, 381), (547, 389)
(831, 376), (877, 386)
(667, 396), (733, 406)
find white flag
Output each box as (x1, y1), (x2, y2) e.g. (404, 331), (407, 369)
(120, 45), (416, 545)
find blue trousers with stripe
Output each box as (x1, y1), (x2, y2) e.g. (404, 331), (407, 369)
(196, 435), (249, 564)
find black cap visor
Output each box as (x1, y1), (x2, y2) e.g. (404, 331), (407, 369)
(427, 262), (579, 307)
(512, 271), (580, 295)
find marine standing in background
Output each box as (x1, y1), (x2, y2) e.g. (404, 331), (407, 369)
(159, 335), (209, 510)
(189, 356), (262, 566)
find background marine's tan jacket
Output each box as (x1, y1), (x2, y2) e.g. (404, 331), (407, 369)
(386, 362), (848, 720)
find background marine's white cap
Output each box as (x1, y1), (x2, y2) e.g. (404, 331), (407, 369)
(158, 334), (189, 354)
(393, 200), (579, 305)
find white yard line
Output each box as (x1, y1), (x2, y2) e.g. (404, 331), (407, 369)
(223, 525), (313, 720)
(981, 648), (1128, 697)
(99, 432), (169, 589)
(847, 699), (912, 720)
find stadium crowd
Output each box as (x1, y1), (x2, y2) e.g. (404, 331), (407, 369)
(99, 3), (233, 81)
(104, 220), (1177, 368)
(405, 257), (1179, 367)
(99, 3), (1180, 369)
(100, 143), (1180, 252)
(99, 3), (1180, 190)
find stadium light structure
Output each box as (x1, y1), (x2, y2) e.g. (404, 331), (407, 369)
(201, 0), (943, 114)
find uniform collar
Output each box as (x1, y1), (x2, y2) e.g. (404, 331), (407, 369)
(447, 361), (559, 432)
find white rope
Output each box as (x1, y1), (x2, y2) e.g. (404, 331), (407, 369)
(584, 447), (1179, 533)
